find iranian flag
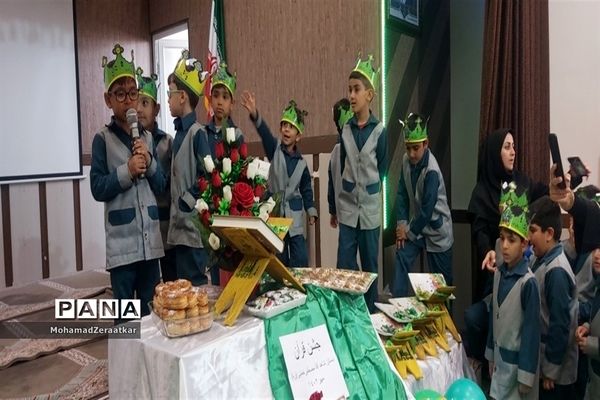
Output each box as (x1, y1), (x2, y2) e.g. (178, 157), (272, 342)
(204, 0), (226, 120)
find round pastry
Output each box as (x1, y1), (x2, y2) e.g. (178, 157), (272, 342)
(154, 282), (167, 296)
(189, 319), (201, 332)
(162, 291), (189, 310)
(153, 294), (163, 308)
(198, 304), (210, 315)
(186, 306), (200, 318)
(173, 279), (192, 290)
(161, 308), (186, 320)
(168, 320), (190, 336)
(186, 291), (198, 308)
(196, 289), (209, 307)
(198, 316), (212, 331)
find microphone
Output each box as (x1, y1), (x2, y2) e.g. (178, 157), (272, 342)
(126, 108), (144, 179)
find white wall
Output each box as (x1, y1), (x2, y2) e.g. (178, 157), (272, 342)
(549, 0), (600, 186)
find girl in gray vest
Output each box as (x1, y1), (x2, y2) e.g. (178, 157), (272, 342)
(91, 45), (166, 317)
(485, 183), (540, 400)
(528, 196), (578, 398)
(393, 113), (453, 297)
(241, 92), (317, 267)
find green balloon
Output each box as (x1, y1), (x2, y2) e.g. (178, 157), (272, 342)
(445, 378), (485, 400)
(414, 389), (443, 400)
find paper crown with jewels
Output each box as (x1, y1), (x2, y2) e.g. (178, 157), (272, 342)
(102, 44), (136, 91)
(211, 62), (236, 96)
(173, 50), (207, 97)
(400, 113), (429, 143)
(281, 100), (307, 134)
(499, 181), (530, 239)
(352, 54), (379, 90)
(136, 67), (159, 102)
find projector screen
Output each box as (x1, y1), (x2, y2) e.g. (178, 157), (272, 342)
(0, 0), (81, 183)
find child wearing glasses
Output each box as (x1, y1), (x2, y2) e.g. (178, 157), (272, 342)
(165, 50), (212, 285)
(90, 44), (166, 319)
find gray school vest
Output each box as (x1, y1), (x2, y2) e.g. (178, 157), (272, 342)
(586, 310), (600, 399)
(402, 152), (453, 252)
(533, 252), (578, 385)
(330, 143), (342, 214)
(576, 252), (596, 303)
(491, 269), (539, 400)
(153, 131), (173, 250)
(269, 140), (307, 238)
(167, 122), (204, 248)
(99, 127), (164, 269)
(337, 123), (384, 230)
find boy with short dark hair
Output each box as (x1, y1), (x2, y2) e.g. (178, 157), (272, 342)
(528, 195), (578, 398)
(90, 44), (166, 317)
(135, 68), (176, 282)
(166, 50), (211, 285)
(328, 98), (353, 268)
(336, 55), (386, 311)
(241, 92), (317, 267)
(485, 183), (540, 400)
(393, 113), (453, 297)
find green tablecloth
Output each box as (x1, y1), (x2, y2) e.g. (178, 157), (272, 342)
(264, 285), (407, 399)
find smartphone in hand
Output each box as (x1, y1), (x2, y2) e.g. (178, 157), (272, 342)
(548, 133), (566, 189)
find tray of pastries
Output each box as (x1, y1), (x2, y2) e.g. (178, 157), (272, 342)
(291, 267), (377, 295)
(150, 279), (213, 338)
(246, 287), (306, 319)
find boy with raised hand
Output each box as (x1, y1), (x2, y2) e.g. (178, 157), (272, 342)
(240, 92), (317, 267)
(166, 50), (211, 285)
(328, 98), (353, 268)
(135, 67), (176, 282)
(393, 113), (453, 297)
(528, 195), (578, 398)
(335, 55), (386, 311)
(484, 183), (540, 400)
(90, 44), (165, 317)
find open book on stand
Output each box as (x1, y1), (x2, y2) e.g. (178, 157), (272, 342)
(210, 215), (292, 255)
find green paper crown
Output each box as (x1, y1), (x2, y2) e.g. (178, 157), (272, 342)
(337, 105), (354, 129)
(352, 54), (379, 90)
(575, 185), (600, 205)
(136, 67), (158, 102)
(499, 181), (530, 239)
(212, 62), (236, 96)
(281, 100), (307, 134)
(401, 113), (428, 143)
(173, 50), (207, 97)
(102, 44), (135, 91)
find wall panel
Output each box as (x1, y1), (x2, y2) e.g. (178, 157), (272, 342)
(80, 168), (106, 271)
(47, 180), (77, 278)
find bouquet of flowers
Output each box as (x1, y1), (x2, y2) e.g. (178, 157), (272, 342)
(193, 127), (280, 270)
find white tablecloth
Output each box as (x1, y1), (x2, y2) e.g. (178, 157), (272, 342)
(109, 314), (273, 399)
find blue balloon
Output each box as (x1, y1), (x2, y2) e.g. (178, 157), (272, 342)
(445, 378), (485, 400)
(414, 389), (443, 400)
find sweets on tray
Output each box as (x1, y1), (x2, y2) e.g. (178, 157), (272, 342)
(291, 267), (376, 294)
(246, 287), (306, 319)
(150, 279), (212, 337)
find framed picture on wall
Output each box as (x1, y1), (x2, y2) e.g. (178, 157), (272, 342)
(389, 0), (420, 33)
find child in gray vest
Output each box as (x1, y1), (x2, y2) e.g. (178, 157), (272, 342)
(528, 196), (578, 398)
(135, 68), (176, 282)
(337, 55), (387, 312)
(484, 183), (540, 399)
(90, 44), (166, 317)
(165, 50), (211, 285)
(240, 91), (317, 267)
(393, 112), (453, 297)
(328, 98), (353, 267)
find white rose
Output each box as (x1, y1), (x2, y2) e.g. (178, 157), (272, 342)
(203, 155), (215, 173)
(247, 160), (258, 179)
(223, 185), (232, 202)
(226, 127), (236, 144)
(208, 233), (220, 250)
(259, 203), (270, 215)
(265, 196), (276, 214)
(194, 198), (209, 213)
(259, 210), (269, 222)
(222, 157), (232, 174)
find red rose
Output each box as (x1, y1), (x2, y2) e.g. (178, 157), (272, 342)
(239, 143), (248, 159)
(230, 147), (240, 163)
(198, 177), (208, 194)
(229, 202), (240, 215)
(254, 184), (266, 199)
(212, 170), (222, 188)
(309, 391), (323, 400)
(212, 194), (221, 209)
(240, 209), (252, 217)
(214, 141), (225, 160)
(232, 182), (255, 210)
(200, 210), (211, 227)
